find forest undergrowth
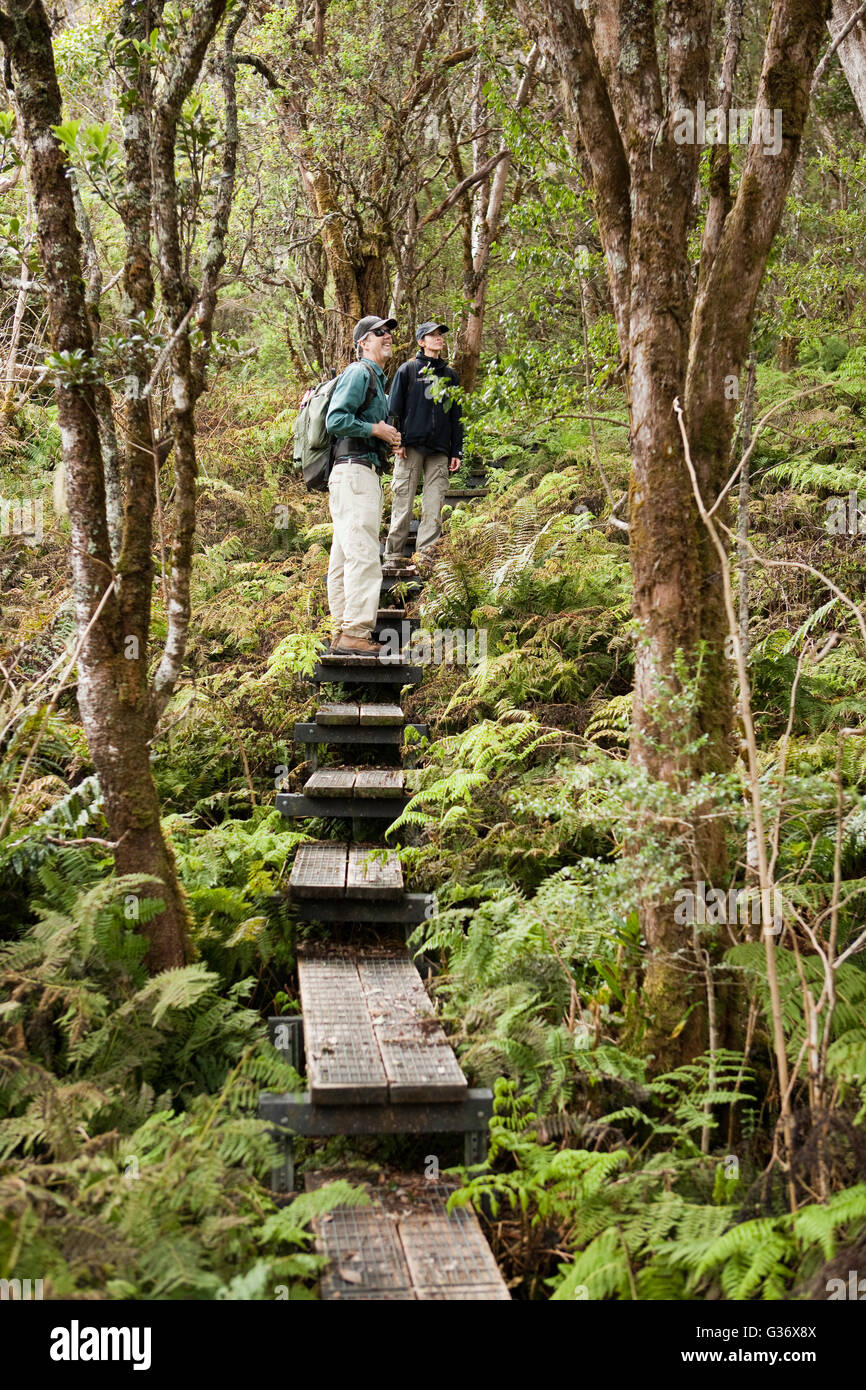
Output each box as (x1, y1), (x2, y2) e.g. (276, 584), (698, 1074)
(3, 357), (866, 1299)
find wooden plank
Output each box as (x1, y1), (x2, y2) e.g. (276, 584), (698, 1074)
(292, 891), (436, 925)
(399, 1204), (505, 1294)
(358, 956), (467, 1103)
(318, 652), (383, 668)
(259, 1086), (492, 1135)
(289, 842), (347, 898)
(294, 723), (426, 747)
(312, 660), (423, 685)
(414, 1285), (510, 1300)
(353, 769), (405, 798)
(316, 703), (360, 726)
(304, 768), (357, 797)
(358, 703), (404, 727)
(346, 845), (403, 899)
(382, 564), (418, 580)
(298, 957), (388, 1104)
(277, 793), (410, 821)
(376, 608), (406, 624)
(312, 1179), (510, 1301)
(316, 1208), (411, 1297)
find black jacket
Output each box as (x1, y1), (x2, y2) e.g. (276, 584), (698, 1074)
(387, 352), (463, 459)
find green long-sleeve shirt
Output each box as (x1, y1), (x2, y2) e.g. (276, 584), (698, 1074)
(325, 359), (388, 468)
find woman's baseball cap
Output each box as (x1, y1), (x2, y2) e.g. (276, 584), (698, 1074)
(416, 321), (449, 340)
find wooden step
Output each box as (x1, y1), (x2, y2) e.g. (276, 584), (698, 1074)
(359, 703), (404, 726)
(304, 769), (358, 797)
(381, 555), (418, 572)
(348, 844), (403, 898)
(445, 487), (488, 500)
(380, 544), (416, 560)
(358, 954), (467, 1102)
(373, 621), (419, 649)
(293, 721), (427, 748)
(260, 1084), (490, 1136)
(276, 791), (411, 822)
(318, 651), (407, 669)
(316, 703), (361, 726)
(381, 571), (422, 584)
(291, 891), (435, 924)
(312, 1180), (510, 1301)
(353, 769), (405, 797)
(298, 956), (388, 1104)
(375, 611), (411, 628)
(313, 703), (406, 728)
(295, 767), (407, 806)
(297, 950), (467, 1105)
(312, 657), (423, 686)
(381, 568), (419, 582)
(289, 842), (403, 899)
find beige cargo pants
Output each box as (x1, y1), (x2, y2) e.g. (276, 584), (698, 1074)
(327, 462), (383, 639)
(385, 448), (450, 556)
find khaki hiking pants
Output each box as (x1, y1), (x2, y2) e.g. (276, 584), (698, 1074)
(385, 448), (449, 556)
(327, 462), (383, 639)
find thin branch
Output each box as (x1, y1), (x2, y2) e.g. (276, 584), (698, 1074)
(812, 1), (866, 90)
(674, 395), (797, 1213)
(416, 150), (509, 231)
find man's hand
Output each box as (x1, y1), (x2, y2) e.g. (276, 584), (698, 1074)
(449, 457), (461, 473)
(394, 446), (407, 459)
(371, 421), (401, 448)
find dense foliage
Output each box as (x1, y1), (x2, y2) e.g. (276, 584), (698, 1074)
(2, 0), (866, 1299)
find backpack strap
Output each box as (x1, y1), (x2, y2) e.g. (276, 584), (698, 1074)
(359, 358), (380, 411)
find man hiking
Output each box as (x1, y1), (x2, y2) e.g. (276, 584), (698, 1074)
(384, 321), (463, 570)
(325, 315), (401, 655)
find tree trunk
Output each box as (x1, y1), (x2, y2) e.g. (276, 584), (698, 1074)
(828, 0), (866, 123)
(0, 0), (233, 974)
(517, 0), (830, 1066)
(452, 47), (538, 391)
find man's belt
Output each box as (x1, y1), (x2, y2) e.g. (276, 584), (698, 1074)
(333, 436), (383, 469)
(331, 455), (380, 472)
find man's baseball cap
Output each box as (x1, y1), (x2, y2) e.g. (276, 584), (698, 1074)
(416, 321), (449, 341)
(353, 315), (397, 345)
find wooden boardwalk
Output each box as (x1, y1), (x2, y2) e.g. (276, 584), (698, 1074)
(289, 842), (404, 899)
(259, 481), (506, 1299)
(304, 768), (405, 797)
(298, 951), (467, 1104)
(316, 701), (405, 726)
(310, 1176), (510, 1301)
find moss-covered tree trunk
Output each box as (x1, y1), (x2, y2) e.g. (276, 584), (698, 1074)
(0, 0), (235, 973)
(517, 0), (830, 1067)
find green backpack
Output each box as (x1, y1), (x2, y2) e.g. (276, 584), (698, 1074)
(293, 360), (378, 492)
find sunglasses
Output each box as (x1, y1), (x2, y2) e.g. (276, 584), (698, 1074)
(372, 327), (392, 337)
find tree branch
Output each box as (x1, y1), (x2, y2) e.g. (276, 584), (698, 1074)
(416, 149), (509, 230)
(813, 0), (866, 88)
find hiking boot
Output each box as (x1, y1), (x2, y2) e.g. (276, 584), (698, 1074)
(332, 633), (383, 656)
